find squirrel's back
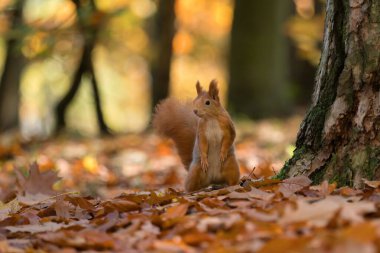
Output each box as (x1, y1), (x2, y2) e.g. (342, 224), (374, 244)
(153, 98), (198, 170)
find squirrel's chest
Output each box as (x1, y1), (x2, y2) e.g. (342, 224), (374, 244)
(203, 120), (223, 182)
(205, 120), (223, 145)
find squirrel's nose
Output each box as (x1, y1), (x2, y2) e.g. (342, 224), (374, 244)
(193, 110), (198, 114)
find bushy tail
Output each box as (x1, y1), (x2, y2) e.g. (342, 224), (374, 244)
(153, 98), (197, 170)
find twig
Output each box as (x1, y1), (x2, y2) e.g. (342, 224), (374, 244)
(249, 167), (258, 179)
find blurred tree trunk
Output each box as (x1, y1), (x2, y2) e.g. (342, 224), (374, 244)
(0, 0), (26, 132)
(280, 0), (380, 187)
(151, 0), (176, 109)
(55, 0), (110, 135)
(289, 45), (315, 106)
(289, 0), (324, 107)
(229, 0), (293, 118)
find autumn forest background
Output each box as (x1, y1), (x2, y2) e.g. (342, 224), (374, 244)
(0, 0), (324, 193)
(4, 0), (380, 252)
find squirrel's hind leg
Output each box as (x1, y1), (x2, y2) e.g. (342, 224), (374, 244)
(185, 163), (209, 192)
(221, 155), (240, 186)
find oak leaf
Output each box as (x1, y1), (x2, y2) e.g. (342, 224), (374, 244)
(17, 162), (60, 196)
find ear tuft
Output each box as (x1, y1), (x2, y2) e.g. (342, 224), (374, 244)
(196, 81), (203, 95)
(208, 79), (219, 101)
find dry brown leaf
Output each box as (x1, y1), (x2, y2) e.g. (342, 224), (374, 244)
(17, 162), (60, 196)
(17, 192), (52, 206)
(339, 199), (376, 223)
(0, 199), (21, 221)
(5, 220), (88, 234)
(280, 197), (341, 227)
(97, 211), (119, 232)
(339, 187), (363, 196)
(244, 209), (278, 222)
(196, 213), (241, 232)
(279, 175), (312, 197)
(102, 199), (140, 213)
(65, 196), (95, 211)
(0, 240), (25, 253)
(162, 203), (189, 220)
(340, 222), (377, 243)
(39, 230), (116, 250)
(153, 238), (196, 253)
(227, 187), (275, 201)
(363, 179), (380, 188)
(257, 237), (311, 253)
(54, 198), (72, 219)
(310, 180), (336, 196)
(20, 211), (40, 225)
(181, 231), (214, 246)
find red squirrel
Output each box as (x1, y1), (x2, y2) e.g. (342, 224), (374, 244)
(153, 80), (240, 192)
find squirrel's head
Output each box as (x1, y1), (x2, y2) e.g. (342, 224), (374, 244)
(193, 80), (221, 118)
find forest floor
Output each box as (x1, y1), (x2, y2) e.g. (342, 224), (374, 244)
(1, 116), (380, 252)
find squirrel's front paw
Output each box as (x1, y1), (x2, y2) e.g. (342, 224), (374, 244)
(220, 152), (228, 164)
(200, 157), (208, 172)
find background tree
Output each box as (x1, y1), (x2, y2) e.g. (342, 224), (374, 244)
(228, 0), (293, 118)
(280, 0), (380, 187)
(0, 0), (26, 132)
(287, 0), (325, 106)
(150, 0), (176, 109)
(55, 0), (110, 135)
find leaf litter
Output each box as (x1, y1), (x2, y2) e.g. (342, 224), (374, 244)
(0, 122), (379, 252)
(0, 163), (380, 252)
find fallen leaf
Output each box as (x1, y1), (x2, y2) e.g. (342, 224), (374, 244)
(5, 220), (88, 234)
(227, 187), (275, 201)
(153, 238), (196, 253)
(339, 199), (376, 223)
(363, 179), (380, 188)
(65, 196), (95, 211)
(17, 162), (60, 196)
(310, 180), (336, 197)
(38, 230), (115, 250)
(244, 209), (279, 222)
(102, 199), (140, 213)
(97, 211), (119, 232)
(0, 240), (25, 253)
(340, 222), (377, 243)
(162, 203), (189, 220)
(54, 198), (72, 219)
(17, 192), (52, 206)
(280, 197), (341, 227)
(339, 187), (363, 196)
(0, 199), (21, 221)
(257, 237), (311, 253)
(279, 175), (312, 197)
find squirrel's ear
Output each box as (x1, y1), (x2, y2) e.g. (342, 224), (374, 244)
(196, 81), (203, 95)
(208, 79), (219, 101)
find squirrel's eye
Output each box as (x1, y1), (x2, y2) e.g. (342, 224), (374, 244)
(205, 100), (210, 105)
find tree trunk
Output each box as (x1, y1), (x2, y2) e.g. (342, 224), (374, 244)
(54, 0), (110, 135)
(0, 1), (26, 132)
(280, 0), (380, 187)
(55, 42), (92, 133)
(151, 0), (176, 109)
(89, 59), (110, 135)
(229, 0), (293, 118)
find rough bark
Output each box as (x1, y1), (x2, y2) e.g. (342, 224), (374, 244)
(0, 0), (26, 132)
(229, 0), (293, 118)
(55, 0), (110, 135)
(151, 0), (176, 109)
(281, 0), (380, 187)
